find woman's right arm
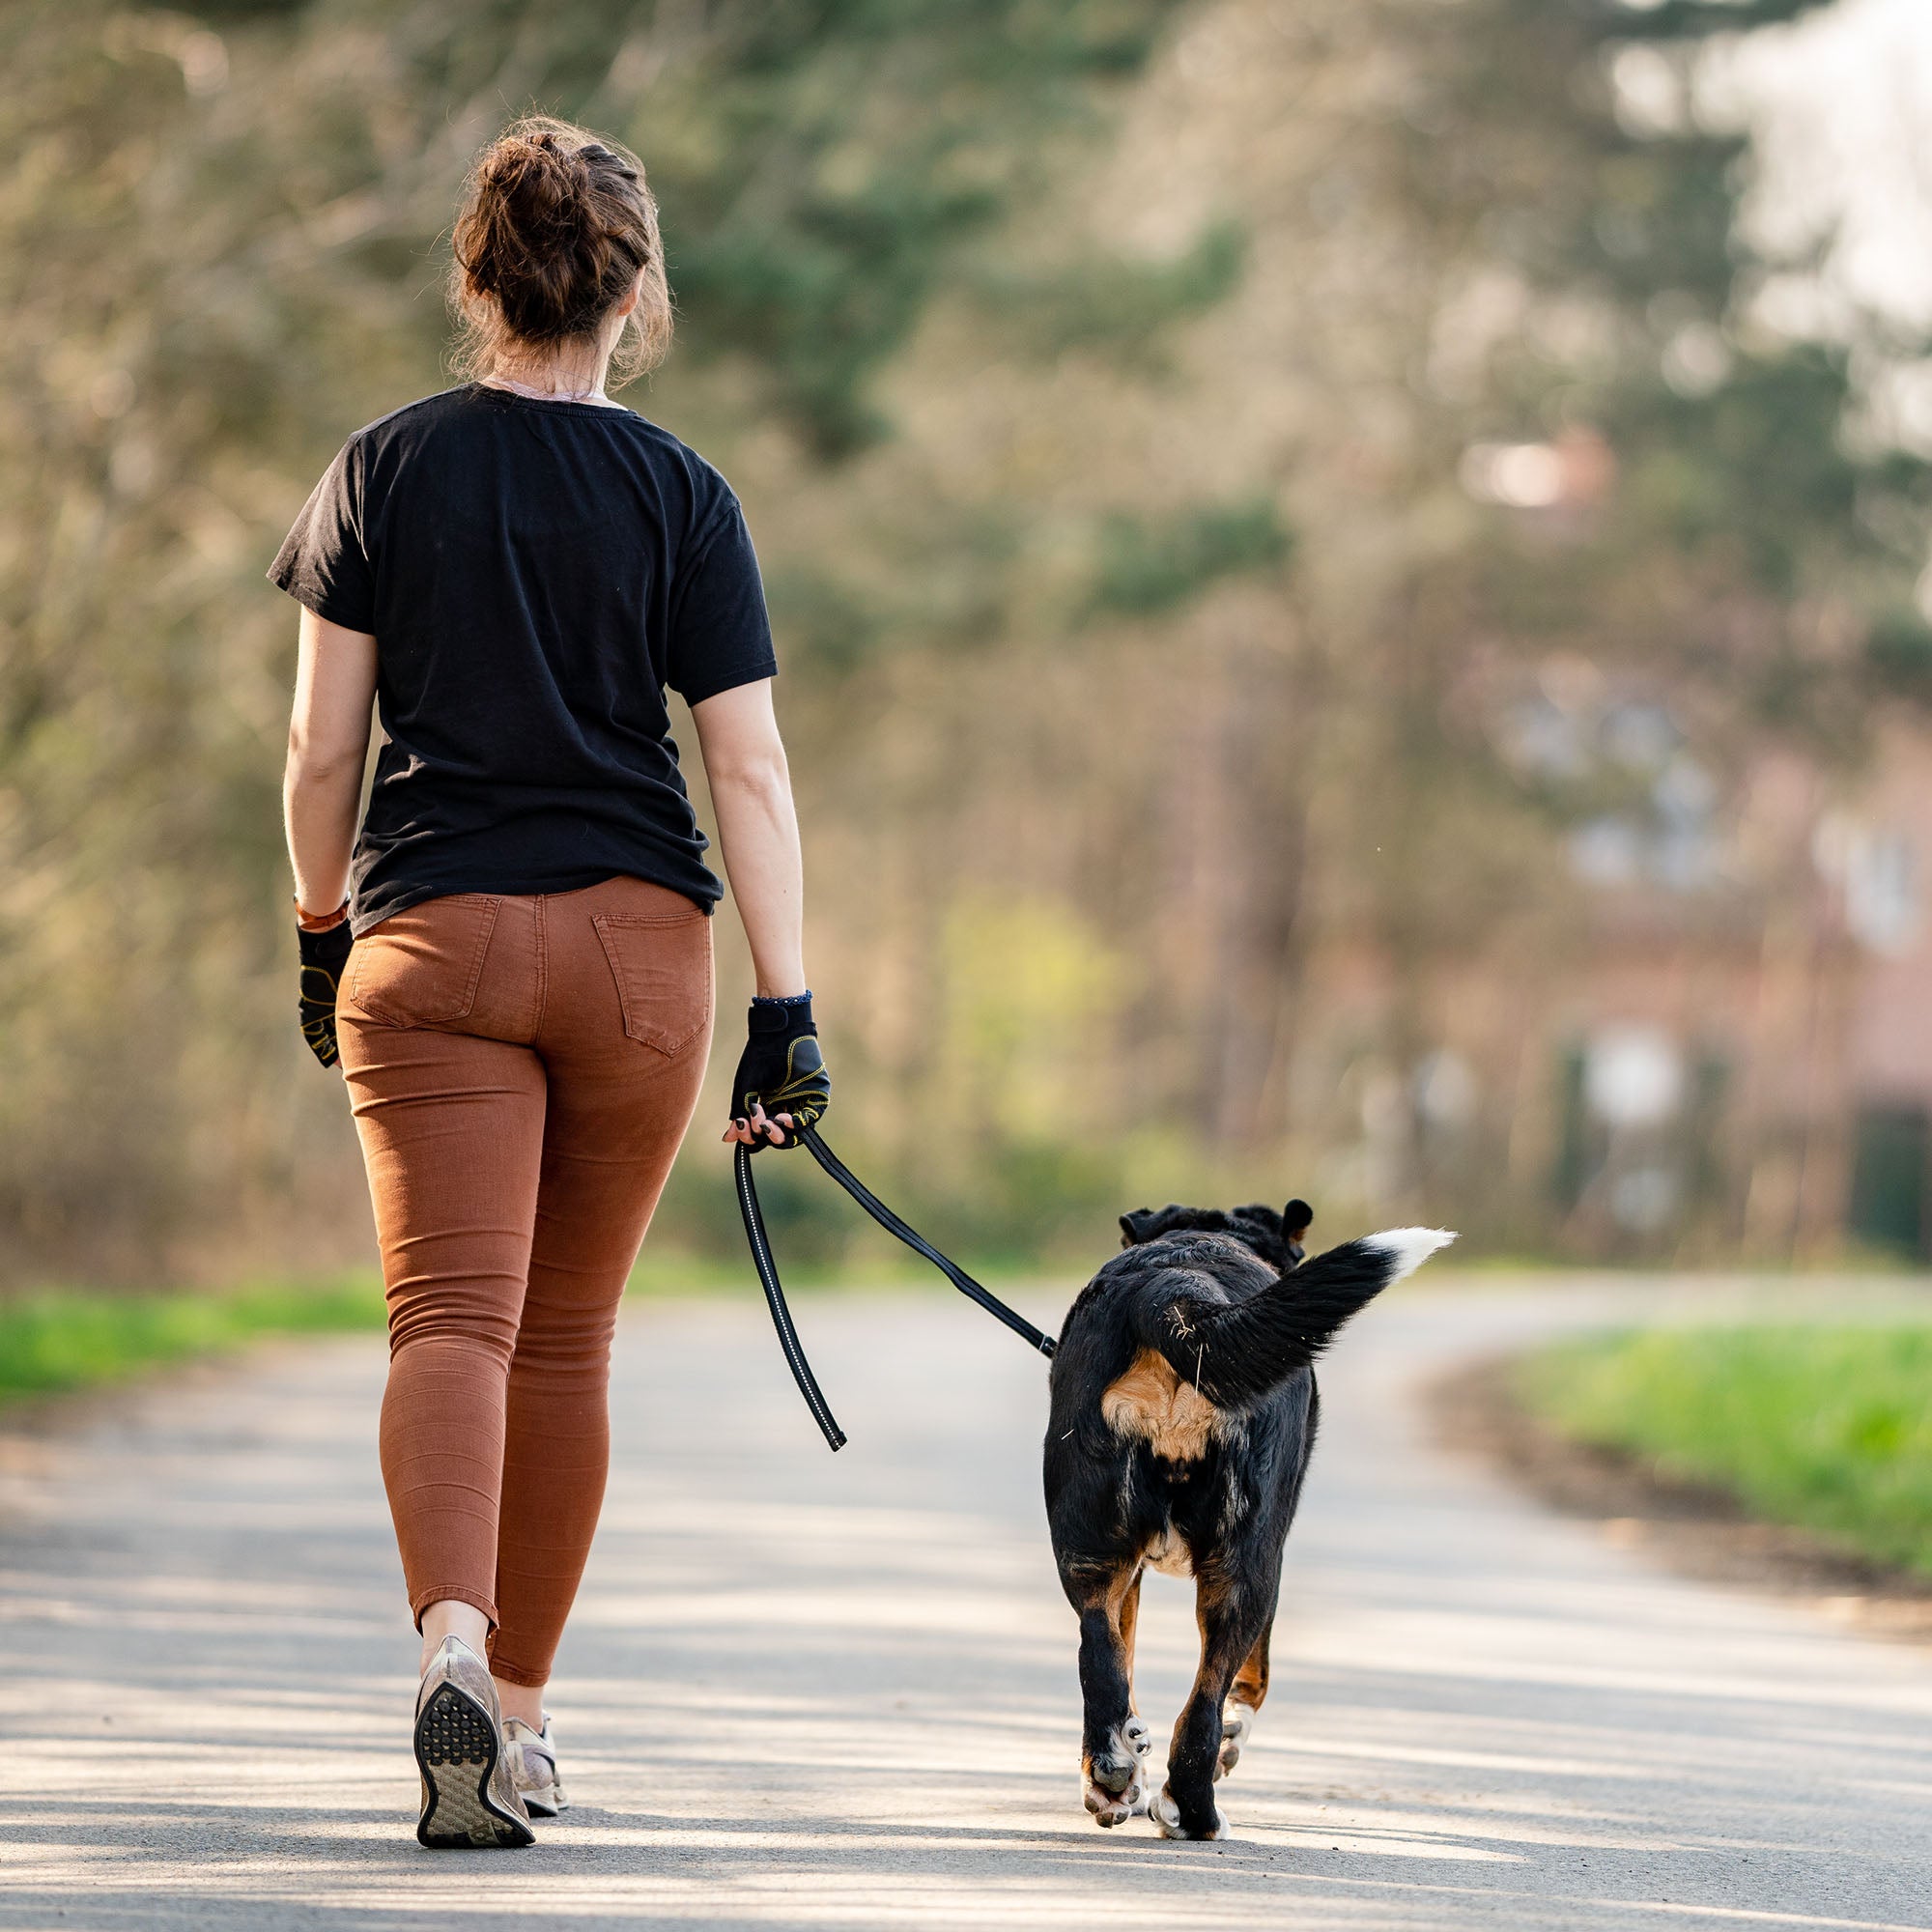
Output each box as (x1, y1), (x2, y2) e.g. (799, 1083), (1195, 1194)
(284, 607), (377, 916)
(692, 678), (822, 1146)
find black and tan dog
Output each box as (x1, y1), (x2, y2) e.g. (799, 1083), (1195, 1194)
(1043, 1199), (1453, 1839)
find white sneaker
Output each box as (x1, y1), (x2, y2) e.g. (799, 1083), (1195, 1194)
(503, 1713), (569, 1817)
(413, 1635), (534, 1849)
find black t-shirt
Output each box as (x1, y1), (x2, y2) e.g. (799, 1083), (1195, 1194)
(270, 384), (777, 934)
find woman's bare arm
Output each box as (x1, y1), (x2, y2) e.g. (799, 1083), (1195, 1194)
(284, 608), (378, 916)
(692, 678), (808, 1001)
(693, 678), (812, 1146)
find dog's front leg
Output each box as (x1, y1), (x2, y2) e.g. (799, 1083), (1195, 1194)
(1075, 1573), (1151, 1827)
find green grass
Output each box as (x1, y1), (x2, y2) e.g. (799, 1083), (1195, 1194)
(1518, 1323), (1932, 1578)
(0, 1253), (1065, 1412)
(0, 1272), (387, 1406)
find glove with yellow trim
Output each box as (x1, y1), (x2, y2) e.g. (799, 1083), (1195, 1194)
(730, 992), (830, 1149)
(298, 908), (354, 1069)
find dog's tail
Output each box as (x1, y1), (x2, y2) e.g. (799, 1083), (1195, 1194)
(1149, 1228), (1455, 1409)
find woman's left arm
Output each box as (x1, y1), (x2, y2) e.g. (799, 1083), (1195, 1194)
(284, 607), (378, 916)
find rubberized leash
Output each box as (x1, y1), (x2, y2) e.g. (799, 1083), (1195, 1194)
(734, 1124), (1057, 1452)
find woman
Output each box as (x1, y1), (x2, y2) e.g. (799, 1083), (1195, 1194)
(272, 117), (829, 1849)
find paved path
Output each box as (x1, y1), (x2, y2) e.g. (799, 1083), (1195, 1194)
(0, 1281), (1928, 1930)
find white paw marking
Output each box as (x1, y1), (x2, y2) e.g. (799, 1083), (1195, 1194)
(1217, 1699), (1257, 1777)
(1152, 1784), (1229, 1840)
(1083, 1718), (1151, 1828)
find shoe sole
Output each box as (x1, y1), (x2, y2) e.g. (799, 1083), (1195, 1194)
(414, 1683), (534, 1849)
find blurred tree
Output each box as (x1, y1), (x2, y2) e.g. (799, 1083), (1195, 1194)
(0, 0), (1204, 1280)
(5, 0), (1929, 1282)
(754, 0), (1932, 1257)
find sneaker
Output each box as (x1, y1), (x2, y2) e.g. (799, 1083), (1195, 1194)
(503, 1714), (569, 1817)
(413, 1634), (534, 1849)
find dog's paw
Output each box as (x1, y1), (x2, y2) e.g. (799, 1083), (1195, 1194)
(1152, 1784), (1229, 1840)
(1216, 1700), (1257, 1777)
(1083, 1765), (1149, 1828)
(1085, 1782), (1149, 1828)
(1083, 1722), (1152, 1828)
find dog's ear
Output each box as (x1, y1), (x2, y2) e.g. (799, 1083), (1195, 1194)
(1282, 1198), (1313, 1265)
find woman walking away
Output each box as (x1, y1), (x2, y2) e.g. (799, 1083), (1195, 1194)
(272, 117), (830, 1849)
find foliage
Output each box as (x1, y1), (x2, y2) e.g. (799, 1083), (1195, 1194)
(1519, 1323), (1932, 1577)
(0, 0), (1197, 1282)
(0, 1272), (384, 1404)
(1088, 496), (1291, 618)
(5, 0), (1932, 1285)
(597, 0), (1195, 453)
(1864, 608), (1932, 702)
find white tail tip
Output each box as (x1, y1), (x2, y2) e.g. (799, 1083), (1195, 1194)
(1361, 1227), (1458, 1282)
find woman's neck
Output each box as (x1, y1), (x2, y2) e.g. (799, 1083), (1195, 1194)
(483, 353), (616, 406)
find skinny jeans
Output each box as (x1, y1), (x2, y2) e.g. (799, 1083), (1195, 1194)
(336, 875), (711, 1688)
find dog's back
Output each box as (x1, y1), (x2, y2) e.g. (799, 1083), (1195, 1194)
(1045, 1231), (1317, 1587)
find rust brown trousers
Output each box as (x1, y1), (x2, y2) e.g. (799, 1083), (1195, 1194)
(337, 875), (712, 1688)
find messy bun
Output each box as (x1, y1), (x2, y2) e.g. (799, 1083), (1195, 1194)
(450, 116), (671, 384)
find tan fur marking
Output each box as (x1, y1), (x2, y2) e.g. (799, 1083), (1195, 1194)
(1101, 1349), (1223, 1461)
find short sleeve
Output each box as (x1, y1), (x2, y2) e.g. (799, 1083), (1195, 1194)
(666, 495), (778, 704)
(268, 437), (376, 631)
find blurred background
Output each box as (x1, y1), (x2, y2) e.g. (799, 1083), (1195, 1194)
(10, 0), (1932, 1290)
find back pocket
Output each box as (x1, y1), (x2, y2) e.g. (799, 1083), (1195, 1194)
(348, 895), (501, 1028)
(592, 910), (712, 1055)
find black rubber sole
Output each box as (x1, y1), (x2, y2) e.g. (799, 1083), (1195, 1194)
(414, 1682), (535, 1849)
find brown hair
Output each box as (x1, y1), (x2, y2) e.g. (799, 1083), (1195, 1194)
(449, 116), (671, 385)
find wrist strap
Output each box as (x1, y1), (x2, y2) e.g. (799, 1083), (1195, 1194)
(295, 895), (351, 933)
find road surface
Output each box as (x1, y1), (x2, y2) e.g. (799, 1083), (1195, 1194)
(0, 1280), (1927, 1929)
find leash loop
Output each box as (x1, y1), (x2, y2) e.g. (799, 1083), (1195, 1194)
(733, 1125), (1057, 1452)
(735, 1143), (846, 1451)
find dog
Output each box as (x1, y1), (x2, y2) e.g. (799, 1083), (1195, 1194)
(1042, 1198), (1454, 1839)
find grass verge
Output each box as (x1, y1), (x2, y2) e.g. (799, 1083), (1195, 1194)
(1518, 1322), (1932, 1580)
(0, 1256), (1064, 1414)
(0, 1272), (387, 1408)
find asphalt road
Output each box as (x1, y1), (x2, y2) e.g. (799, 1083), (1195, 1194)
(0, 1279), (1928, 1930)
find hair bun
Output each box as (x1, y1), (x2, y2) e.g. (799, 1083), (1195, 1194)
(450, 116), (670, 378)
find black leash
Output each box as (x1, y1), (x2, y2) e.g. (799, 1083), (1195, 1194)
(734, 1125), (1056, 1452)
(734, 1139), (848, 1451)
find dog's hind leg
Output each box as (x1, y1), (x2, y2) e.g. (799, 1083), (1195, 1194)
(1074, 1563), (1151, 1827)
(1119, 1564), (1145, 1702)
(1218, 1622), (1270, 1777)
(1117, 1566), (1153, 1774)
(1152, 1575), (1269, 1840)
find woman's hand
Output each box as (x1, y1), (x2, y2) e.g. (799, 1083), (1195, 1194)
(723, 993), (830, 1150)
(297, 908), (355, 1068)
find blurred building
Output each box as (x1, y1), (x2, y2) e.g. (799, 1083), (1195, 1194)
(1350, 686), (1932, 1264)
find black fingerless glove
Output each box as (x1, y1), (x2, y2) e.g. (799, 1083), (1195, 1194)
(297, 910), (354, 1069)
(730, 992), (831, 1148)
